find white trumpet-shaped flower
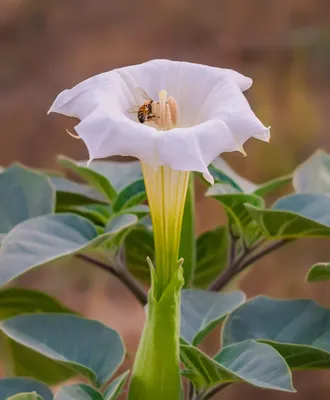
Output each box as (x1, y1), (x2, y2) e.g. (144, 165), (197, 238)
(48, 59), (269, 185)
(49, 60), (270, 400)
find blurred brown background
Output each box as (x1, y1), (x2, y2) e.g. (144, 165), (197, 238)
(1, 0), (330, 398)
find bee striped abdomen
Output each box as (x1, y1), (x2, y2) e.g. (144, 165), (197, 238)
(137, 102), (153, 124)
(137, 107), (147, 123)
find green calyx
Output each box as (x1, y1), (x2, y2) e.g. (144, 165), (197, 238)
(128, 260), (184, 400)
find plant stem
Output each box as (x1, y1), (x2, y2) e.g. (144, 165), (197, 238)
(207, 227), (238, 291)
(203, 383), (231, 399)
(77, 254), (148, 306)
(228, 227), (237, 269)
(209, 238), (291, 292)
(236, 239), (292, 273)
(188, 382), (195, 400)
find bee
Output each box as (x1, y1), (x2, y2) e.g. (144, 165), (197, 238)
(132, 88), (158, 124)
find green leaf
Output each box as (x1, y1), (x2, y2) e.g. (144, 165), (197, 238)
(124, 226), (154, 282)
(0, 314), (124, 387)
(112, 179), (146, 212)
(104, 371), (129, 400)
(222, 296), (330, 370)
(193, 227), (228, 288)
(0, 287), (75, 320)
(246, 193), (330, 239)
(293, 149), (330, 193)
(86, 160), (143, 192)
(123, 205), (149, 219)
(180, 290), (245, 345)
(54, 384), (103, 400)
(50, 176), (107, 206)
(209, 158), (291, 198)
(0, 164), (55, 236)
(0, 378), (53, 400)
(58, 156), (117, 203)
(180, 340), (295, 394)
(253, 175), (292, 197)
(208, 158), (256, 193)
(4, 341), (76, 386)
(8, 394), (43, 400)
(105, 214), (138, 245)
(207, 184), (264, 245)
(179, 174), (196, 287)
(0, 213), (137, 286)
(307, 262), (330, 282)
(0, 288), (77, 385)
(57, 205), (110, 226)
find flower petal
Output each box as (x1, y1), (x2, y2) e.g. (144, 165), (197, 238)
(48, 60), (269, 179)
(48, 60), (251, 124)
(204, 79), (270, 146)
(75, 105), (158, 166)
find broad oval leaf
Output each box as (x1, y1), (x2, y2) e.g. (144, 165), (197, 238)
(0, 164), (54, 236)
(105, 214), (138, 246)
(54, 384), (103, 400)
(58, 156), (117, 203)
(0, 213), (137, 286)
(112, 179), (146, 212)
(208, 158), (256, 193)
(253, 175), (292, 197)
(50, 176), (107, 206)
(0, 378), (53, 400)
(8, 393), (43, 400)
(307, 262), (330, 282)
(104, 371), (130, 400)
(180, 290), (245, 345)
(86, 160), (142, 192)
(0, 288), (77, 385)
(222, 296), (330, 370)
(122, 205), (149, 219)
(124, 226), (154, 282)
(105, 213), (138, 234)
(5, 340), (76, 387)
(180, 340), (294, 394)
(0, 314), (125, 387)
(0, 287), (75, 320)
(209, 158), (291, 197)
(193, 227), (228, 288)
(293, 149), (330, 194)
(57, 205), (110, 226)
(207, 185), (264, 245)
(246, 193), (330, 238)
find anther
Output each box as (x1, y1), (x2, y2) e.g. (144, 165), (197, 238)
(153, 90), (179, 131)
(167, 96), (178, 127)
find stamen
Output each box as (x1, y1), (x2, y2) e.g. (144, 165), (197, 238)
(142, 89), (178, 131)
(167, 96), (178, 127)
(152, 90), (179, 131)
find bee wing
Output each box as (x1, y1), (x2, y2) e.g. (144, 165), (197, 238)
(135, 87), (153, 102)
(127, 105), (140, 114)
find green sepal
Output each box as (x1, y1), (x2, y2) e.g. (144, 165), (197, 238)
(128, 259), (184, 400)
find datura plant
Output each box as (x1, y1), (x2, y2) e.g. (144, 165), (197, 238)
(1, 60), (330, 400)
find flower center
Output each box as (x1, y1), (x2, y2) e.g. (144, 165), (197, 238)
(151, 90), (178, 130)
